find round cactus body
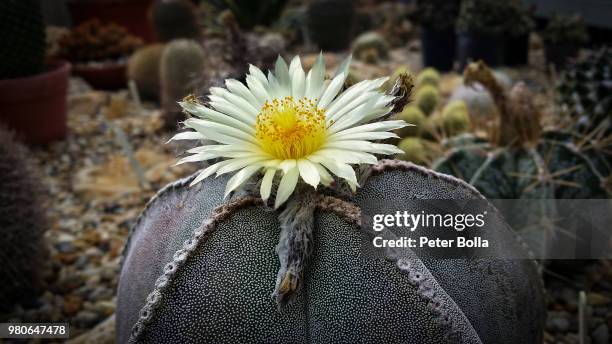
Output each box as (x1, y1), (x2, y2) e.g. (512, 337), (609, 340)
(396, 105), (425, 137)
(352, 31), (389, 63)
(415, 84), (440, 116)
(117, 161), (545, 343)
(127, 44), (165, 101)
(442, 100), (471, 137)
(449, 83), (497, 122)
(416, 67), (441, 88)
(396, 137), (426, 164)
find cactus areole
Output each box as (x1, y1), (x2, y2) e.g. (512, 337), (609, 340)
(117, 56), (545, 343)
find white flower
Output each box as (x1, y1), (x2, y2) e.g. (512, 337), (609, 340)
(170, 54), (406, 208)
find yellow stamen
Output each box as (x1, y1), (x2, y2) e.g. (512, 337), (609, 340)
(255, 96), (327, 160)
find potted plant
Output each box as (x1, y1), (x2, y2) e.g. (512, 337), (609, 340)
(56, 19), (144, 90)
(415, 0), (460, 71)
(502, 0), (534, 66)
(67, 0), (156, 42)
(456, 0), (508, 68)
(542, 14), (589, 69)
(0, 0), (70, 144)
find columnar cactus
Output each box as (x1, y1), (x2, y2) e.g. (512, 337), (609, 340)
(160, 39), (205, 129)
(151, 0), (200, 43)
(0, 0), (45, 79)
(118, 161), (545, 343)
(127, 44), (165, 101)
(0, 126), (48, 311)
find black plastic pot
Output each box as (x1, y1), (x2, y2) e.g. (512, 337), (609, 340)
(505, 34), (529, 66)
(420, 26), (456, 71)
(307, 0), (355, 52)
(545, 43), (579, 70)
(457, 31), (505, 69)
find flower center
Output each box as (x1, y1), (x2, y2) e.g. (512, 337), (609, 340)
(255, 96), (327, 160)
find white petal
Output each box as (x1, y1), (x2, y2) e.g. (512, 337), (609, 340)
(168, 131), (205, 142)
(312, 162), (333, 186)
(224, 165), (262, 197)
(214, 88), (259, 117)
(323, 140), (403, 155)
(190, 160), (234, 186)
(318, 72), (347, 109)
(307, 156), (357, 185)
(313, 149), (378, 165)
(275, 166), (299, 208)
(305, 52), (325, 100)
(209, 96), (256, 126)
(249, 64), (268, 86)
(290, 56), (306, 99)
(334, 120), (407, 135)
(260, 168), (277, 201)
(174, 153), (215, 166)
(179, 101), (255, 134)
(279, 159), (297, 173)
(246, 75), (270, 105)
(327, 78), (387, 122)
(184, 118), (256, 144)
(335, 55), (352, 77)
(226, 79), (260, 109)
(328, 131), (398, 141)
(216, 156), (268, 175)
(274, 56), (290, 89)
(297, 159), (320, 188)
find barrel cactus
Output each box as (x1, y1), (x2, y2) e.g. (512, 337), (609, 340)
(151, 0), (200, 43)
(415, 84), (440, 116)
(352, 31), (389, 63)
(396, 137), (427, 163)
(127, 44), (165, 101)
(0, 0), (45, 79)
(160, 39), (205, 129)
(0, 126), (48, 312)
(416, 67), (441, 88)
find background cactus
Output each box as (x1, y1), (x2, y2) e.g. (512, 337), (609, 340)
(0, 0), (46, 79)
(442, 100), (471, 137)
(117, 161), (545, 343)
(151, 0), (201, 43)
(416, 68), (440, 88)
(127, 44), (165, 102)
(395, 105), (425, 137)
(0, 126), (49, 312)
(160, 39), (205, 129)
(352, 31), (389, 64)
(220, 0), (288, 30)
(307, 0), (355, 52)
(415, 84), (440, 116)
(396, 137), (426, 164)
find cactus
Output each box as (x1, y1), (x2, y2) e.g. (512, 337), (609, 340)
(127, 44), (165, 101)
(352, 31), (389, 63)
(396, 137), (426, 164)
(382, 66), (411, 92)
(58, 19), (143, 64)
(449, 83), (497, 124)
(0, 126), (48, 312)
(117, 160), (545, 343)
(220, 0), (288, 30)
(307, 0), (355, 52)
(151, 0), (201, 43)
(415, 84), (440, 116)
(442, 100), (471, 137)
(0, 0), (45, 79)
(160, 40), (205, 129)
(416, 68), (440, 88)
(395, 105), (425, 137)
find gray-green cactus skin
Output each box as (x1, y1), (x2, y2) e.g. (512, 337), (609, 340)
(117, 160), (545, 343)
(433, 132), (609, 199)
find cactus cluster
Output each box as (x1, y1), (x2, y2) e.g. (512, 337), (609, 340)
(414, 84), (439, 116)
(416, 68), (440, 88)
(151, 0), (201, 43)
(0, 127), (49, 312)
(0, 0), (46, 79)
(160, 39), (205, 129)
(441, 100), (471, 137)
(58, 19), (143, 64)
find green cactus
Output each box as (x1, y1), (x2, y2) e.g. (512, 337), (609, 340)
(416, 68), (440, 88)
(127, 44), (165, 101)
(352, 31), (389, 64)
(0, 126), (48, 312)
(160, 40), (205, 129)
(0, 0), (45, 79)
(117, 160), (545, 343)
(415, 84), (440, 116)
(395, 105), (425, 137)
(442, 100), (471, 137)
(151, 0), (201, 43)
(307, 0), (355, 52)
(396, 137), (427, 164)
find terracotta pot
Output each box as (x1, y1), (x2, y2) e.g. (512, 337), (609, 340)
(72, 62), (126, 90)
(67, 0), (156, 42)
(0, 61), (70, 144)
